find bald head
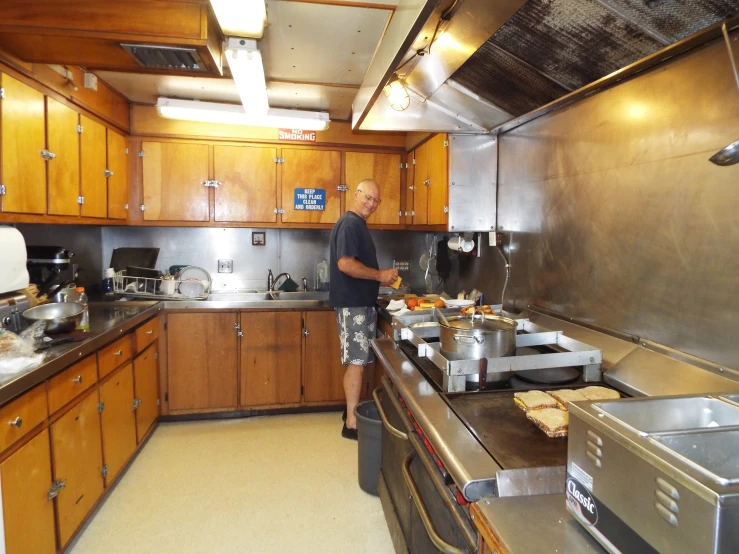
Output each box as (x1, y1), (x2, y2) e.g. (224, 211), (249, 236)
(352, 179), (382, 220)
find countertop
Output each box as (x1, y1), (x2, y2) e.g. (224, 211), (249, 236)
(472, 494), (605, 553)
(0, 301), (163, 405)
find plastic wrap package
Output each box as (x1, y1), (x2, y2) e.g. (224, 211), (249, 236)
(0, 322), (46, 375)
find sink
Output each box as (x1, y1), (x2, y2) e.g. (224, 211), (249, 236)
(268, 291), (329, 301)
(207, 292), (273, 301)
(206, 290), (329, 302)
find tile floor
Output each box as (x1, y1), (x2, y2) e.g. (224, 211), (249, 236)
(67, 413), (394, 554)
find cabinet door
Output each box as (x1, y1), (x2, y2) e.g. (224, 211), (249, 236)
(133, 341), (159, 443)
(80, 115), (107, 218)
(214, 144), (277, 223)
(426, 133), (449, 225)
(303, 311), (345, 402)
(167, 313), (238, 411)
(280, 149), (341, 223)
(50, 390), (104, 548)
(47, 97), (80, 216)
(0, 429), (56, 554)
(345, 152), (401, 225)
(142, 141), (209, 221)
(107, 129), (129, 219)
(99, 364), (136, 486)
(240, 312), (301, 407)
(0, 73), (46, 214)
(412, 144), (429, 225)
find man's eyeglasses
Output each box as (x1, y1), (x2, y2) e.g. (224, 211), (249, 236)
(357, 189), (382, 204)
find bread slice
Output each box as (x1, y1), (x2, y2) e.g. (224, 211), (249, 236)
(526, 408), (569, 438)
(513, 390), (558, 412)
(547, 389), (587, 411)
(579, 386), (621, 401)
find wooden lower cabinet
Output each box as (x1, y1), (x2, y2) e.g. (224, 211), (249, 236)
(167, 312), (238, 411)
(50, 389), (105, 548)
(0, 429), (56, 554)
(99, 364), (137, 486)
(303, 311), (346, 402)
(240, 311), (302, 407)
(133, 341), (160, 443)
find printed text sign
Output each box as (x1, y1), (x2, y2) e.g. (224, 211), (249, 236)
(279, 129), (316, 142)
(294, 188), (325, 211)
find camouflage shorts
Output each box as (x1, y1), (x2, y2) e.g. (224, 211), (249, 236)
(335, 307), (377, 366)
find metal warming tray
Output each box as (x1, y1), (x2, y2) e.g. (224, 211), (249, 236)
(567, 394), (739, 554)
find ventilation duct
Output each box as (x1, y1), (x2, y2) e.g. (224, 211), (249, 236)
(121, 44), (207, 72)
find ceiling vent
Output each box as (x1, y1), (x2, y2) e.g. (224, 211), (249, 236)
(121, 44), (207, 72)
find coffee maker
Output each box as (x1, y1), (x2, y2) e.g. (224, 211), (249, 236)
(26, 246), (76, 298)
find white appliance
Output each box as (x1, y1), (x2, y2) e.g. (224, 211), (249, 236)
(0, 227), (29, 294)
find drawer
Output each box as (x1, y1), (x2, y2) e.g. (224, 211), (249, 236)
(98, 335), (133, 379)
(0, 385), (48, 453)
(48, 355), (98, 415)
(135, 317), (159, 353)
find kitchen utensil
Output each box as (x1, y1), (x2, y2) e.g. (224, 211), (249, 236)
(26, 245), (74, 297)
(109, 247), (159, 273)
(179, 279), (206, 297)
(710, 22), (739, 166)
(440, 314), (517, 361)
(127, 266), (162, 294)
(22, 302), (84, 335)
(0, 227), (29, 295)
(176, 266), (211, 283)
(435, 306), (450, 327)
(443, 299), (475, 308)
(48, 280), (74, 302)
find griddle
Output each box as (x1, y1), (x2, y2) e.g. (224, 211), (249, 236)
(445, 391), (568, 470)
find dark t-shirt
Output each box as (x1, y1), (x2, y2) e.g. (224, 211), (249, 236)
(329, 211), (379, 307)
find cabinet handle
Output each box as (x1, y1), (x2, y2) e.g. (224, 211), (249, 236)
(402, 453), (464, 554)
(409, 185), (414, 191)
(145, 330), (154, 335)
(373, 386), (407, 441)
(9, 416), (22, 428)
(302, 328), (310, 337)
(103, 169), (114, 177)
(47, 480), (66, 500)
(114, 350), (123, 356)
(73, 375), (83, 384)
(41, 149), (56, 160)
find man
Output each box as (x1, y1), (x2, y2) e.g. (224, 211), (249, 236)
(329, 179), (398, 440)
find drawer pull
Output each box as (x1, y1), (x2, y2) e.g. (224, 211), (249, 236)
(114, 350), (123, 356)
(145, 330), (154, 335)
(9, 417), (22, 428)
(73, 375), (83, 384)
(373, 386), (408, 441)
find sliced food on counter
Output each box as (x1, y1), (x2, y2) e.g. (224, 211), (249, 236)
(460, 305), (496, 316)
(579, 386), (621, 401)
(548, 389), (588, 411)
(513, 390), (559, 411)
(526, 408), (569, 438)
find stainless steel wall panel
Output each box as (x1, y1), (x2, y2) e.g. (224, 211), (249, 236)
(448, 135), (498, 232)
(496, 32), (739, 370)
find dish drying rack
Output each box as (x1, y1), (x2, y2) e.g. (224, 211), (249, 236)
(114, 270), (211, 300)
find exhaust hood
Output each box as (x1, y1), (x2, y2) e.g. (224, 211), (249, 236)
(353, 0), (739, 133)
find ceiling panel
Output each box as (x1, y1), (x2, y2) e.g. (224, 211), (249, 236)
(262, 0), (393, 86)
(267, 82), (357, 120)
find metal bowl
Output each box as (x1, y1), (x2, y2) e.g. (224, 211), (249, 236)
(22, 302), (84, 334)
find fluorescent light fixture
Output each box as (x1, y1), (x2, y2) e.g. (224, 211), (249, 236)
(225, 38), (269, 114)
(156, 98), (330, 131)
(383, 76), (410, 111)
(210, 0), (266, 39)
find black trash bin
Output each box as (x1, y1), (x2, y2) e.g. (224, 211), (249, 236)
(355, 399), (382, 496)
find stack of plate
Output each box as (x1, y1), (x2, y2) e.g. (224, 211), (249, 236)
(175, 266), (211, 297)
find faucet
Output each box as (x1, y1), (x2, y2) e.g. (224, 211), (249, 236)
(271, 272), (291, 291)
(267, 269), (274, 291)
(302, 277), (308, 291)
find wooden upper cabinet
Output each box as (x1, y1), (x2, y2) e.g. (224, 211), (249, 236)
(0, 428), (56, 554)
(426, 133), (449, 225)
(303, 311), (346, 403)
(167, 312), (238, 412)
(133, 341), (160, 443)
(214, 145), (277, 223)
(47, 98), (81, 216)
(99, 363), (137, 486)
(345, 152), (402, 225)
(107, 129), (129, 220)
(50, 389), (104, 548)
(412, 143), (429, 225)
(239, 312), (302, 407)
(141, 141), (210, 221)
(80, 115), (108, 218)
(0, 73), (46, 214)
(280, 149), (341, 224)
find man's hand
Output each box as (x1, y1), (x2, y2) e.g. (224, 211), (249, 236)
(378, 268), (399, 286)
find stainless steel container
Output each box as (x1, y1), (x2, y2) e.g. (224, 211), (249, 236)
(22, 302), (84, 334)
(439, 315), (517, 359)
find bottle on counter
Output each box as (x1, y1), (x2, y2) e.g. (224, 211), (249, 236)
(101, 267), (115, 295)
(316, 259), (330, 291)
(72, 287), (90, 331)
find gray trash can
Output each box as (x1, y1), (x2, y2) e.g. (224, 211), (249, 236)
(355, 400), (382, 496)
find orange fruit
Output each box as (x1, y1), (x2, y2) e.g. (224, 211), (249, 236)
(434, 299), (446, 308)
(407, 298), (419, 309)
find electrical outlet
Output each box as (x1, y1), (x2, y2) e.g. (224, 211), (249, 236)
(218, 259), (233, 273)
(393, 260), (410, 271)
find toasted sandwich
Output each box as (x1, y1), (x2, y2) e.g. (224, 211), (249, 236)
(514, 390), (559, 412)
(579, 386), (621, 401)
(548, 389), (588, 411)
(526, 408), (569, 438)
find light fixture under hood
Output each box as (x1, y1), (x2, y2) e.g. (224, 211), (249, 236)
(383, 76), (410, 111)
(210, 0), (267, 39)
(156, 98), (330, 131)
